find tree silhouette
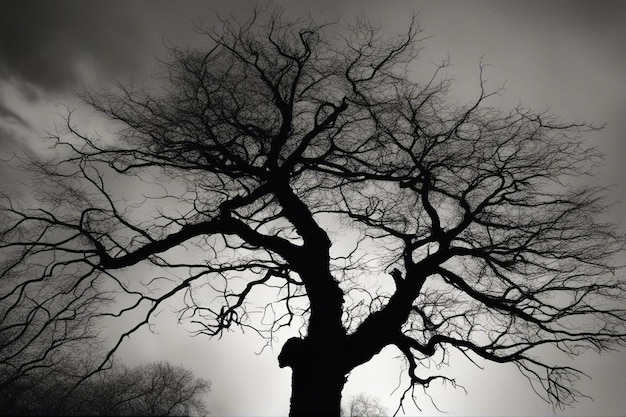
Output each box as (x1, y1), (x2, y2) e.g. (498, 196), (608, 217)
(1, 9), (625, 416)
(0, 265), (105, 399)
(0, 359), (209, 416)
(342, 393), (388, 417)
(66, 361), (210, 416)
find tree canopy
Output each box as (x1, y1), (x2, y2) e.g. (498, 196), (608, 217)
(1, 8), (624, 416)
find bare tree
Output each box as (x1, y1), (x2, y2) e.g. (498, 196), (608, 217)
(0, 261), (106, 402)
(1, 8), (625, 416)
(342, 393), (388, 417)
(0, 359), (209, 416)
(67, 361), (210, 416)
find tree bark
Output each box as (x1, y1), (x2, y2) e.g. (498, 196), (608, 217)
(279, 337), (347, 417)
(290, 362), (345, 417)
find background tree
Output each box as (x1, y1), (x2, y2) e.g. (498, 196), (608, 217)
(0, 359), (210, 416)
(0, 8), (624, 416)
(342, 393), (388, 417)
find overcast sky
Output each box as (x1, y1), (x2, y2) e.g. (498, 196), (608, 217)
(1, 1), (625, 416)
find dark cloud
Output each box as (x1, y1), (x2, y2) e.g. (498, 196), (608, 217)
(0, 1), (154, 97)
(0, 0), (262, 99)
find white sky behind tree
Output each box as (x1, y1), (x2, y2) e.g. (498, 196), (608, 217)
(0, 1), (624, 415)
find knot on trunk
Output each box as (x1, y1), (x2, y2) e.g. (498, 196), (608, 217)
(278, 337), (308, 368)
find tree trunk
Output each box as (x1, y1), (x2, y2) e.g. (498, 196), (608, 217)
(289, 360), (346, 416)
(279, 337), (347, 417)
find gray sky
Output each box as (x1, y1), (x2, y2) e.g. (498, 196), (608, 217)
(1, 1), (625, 415)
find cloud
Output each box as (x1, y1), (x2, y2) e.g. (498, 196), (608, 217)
(0, 1), (154, 98)
(0, 116), (35, 198)
(0, 100), (30, 129)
